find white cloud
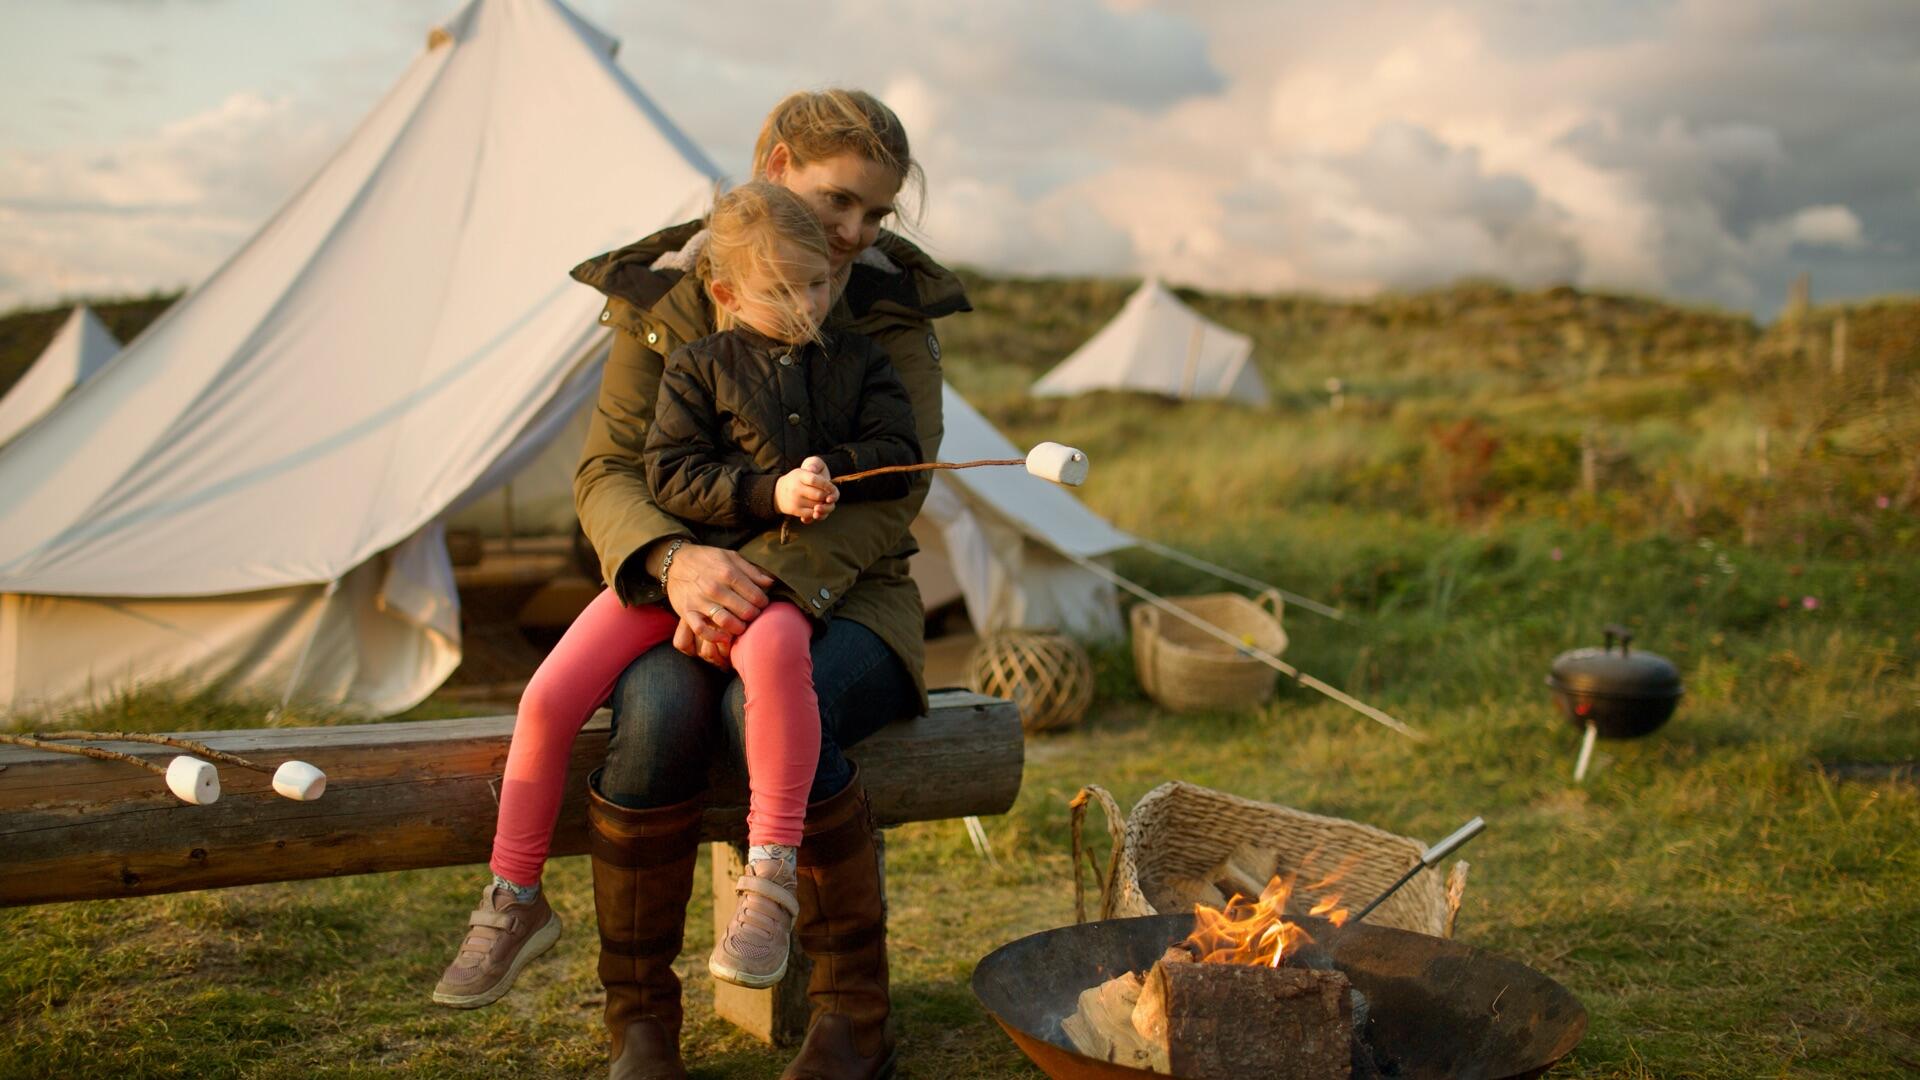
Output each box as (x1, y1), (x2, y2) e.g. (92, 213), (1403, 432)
(4, 1), (1916, 314)
(1789, 205), (1866, 250)
(0, 91), (341, 308)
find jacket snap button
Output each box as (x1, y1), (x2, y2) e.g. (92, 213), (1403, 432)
(646, 331), (659, 345)
(787, 412), (801, 426)
(599, 310), (610, 322)
(779, 355), (793, 367)
(811, 598), (823, 609)
(818, 587), (831, 599)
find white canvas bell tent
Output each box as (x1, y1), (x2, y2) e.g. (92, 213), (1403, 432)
(0, 306), (120, 448)
(1032, 278), (1267, 406)
(910, 384), (1132, 640)
(0, 0), (719, 719)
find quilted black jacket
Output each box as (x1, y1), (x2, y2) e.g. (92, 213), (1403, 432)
(645, 325), (920, 551)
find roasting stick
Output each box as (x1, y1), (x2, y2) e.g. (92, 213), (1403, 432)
(1130, 536), (1348, 623)
(1349, 817), (1485, 924)
(835, 442), (1090, 487)
(1060, 552), (1424, 740)
(834, 458), (1020, 482)
(0, 732), (221, 805)
(28, 730), (327, 801)
(37, 730), (264, 770)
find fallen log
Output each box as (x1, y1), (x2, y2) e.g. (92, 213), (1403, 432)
(0, 689), (1022, 907)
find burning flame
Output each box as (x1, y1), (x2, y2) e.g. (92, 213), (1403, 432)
(1182, 870), (1351, 968)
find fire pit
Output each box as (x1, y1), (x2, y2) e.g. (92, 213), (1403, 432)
(973, 913), (1585, 1079)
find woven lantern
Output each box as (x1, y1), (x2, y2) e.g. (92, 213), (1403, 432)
(968, 631), (1094, 733)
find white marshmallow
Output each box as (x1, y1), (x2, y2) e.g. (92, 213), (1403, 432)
(165, 756), (221, 805)
(1025, 442), (1089, 486)
(272, 760), (328, 801)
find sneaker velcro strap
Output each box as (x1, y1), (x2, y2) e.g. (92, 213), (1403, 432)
(797, 921), (883, 955)
(797, 814), (869, 868)
(598, 930), (682, 957)
(735, 874), (801, 917)
(590, 829), (697, 869)
(469, 910), (516, 931)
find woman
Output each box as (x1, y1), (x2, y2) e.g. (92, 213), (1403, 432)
(576, 90), (961, 1080)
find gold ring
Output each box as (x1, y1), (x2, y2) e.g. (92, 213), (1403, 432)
(707, 604), (723, 620)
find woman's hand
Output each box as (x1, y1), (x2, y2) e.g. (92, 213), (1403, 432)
(658, 543), (775, 665)
(775, 456), (838, 522)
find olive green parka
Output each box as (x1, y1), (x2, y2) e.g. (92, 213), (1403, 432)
(570, 222), (969, 707)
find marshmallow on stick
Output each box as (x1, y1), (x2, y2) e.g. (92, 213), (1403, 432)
(833, 443), (1091, 487)
(166, 756), (222, 805)
(36, 730), (327, 801)
(0, 733), (223, 806)
(272, 760), (328, 801)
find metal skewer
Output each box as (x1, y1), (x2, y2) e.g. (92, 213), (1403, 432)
(1348, 817), (1485, 925)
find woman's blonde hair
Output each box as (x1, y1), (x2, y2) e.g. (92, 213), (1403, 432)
(703, 181), (831, 344)
(751, 88), (923, 223)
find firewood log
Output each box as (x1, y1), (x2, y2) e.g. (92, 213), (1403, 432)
(1211, 843), (1280, 901)
(1061, 971), (1162, 1070)
(1157, 874), (1228, 911)
(1134, 960), (1353, 1080)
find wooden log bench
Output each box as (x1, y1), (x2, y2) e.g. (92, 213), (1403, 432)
(0, 688), (1023, 1045)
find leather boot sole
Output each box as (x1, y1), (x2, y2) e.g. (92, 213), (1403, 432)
(783, 1048), (896, 1080)
(430, 910), (562, 1009)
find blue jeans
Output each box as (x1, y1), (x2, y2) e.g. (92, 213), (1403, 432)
(597, 616), (917, 810)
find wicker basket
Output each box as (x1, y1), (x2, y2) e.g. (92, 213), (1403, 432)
(1070, 781), (1467, 938)
(1130, 590), (1288, 712)
(968, 631), (1095, 733)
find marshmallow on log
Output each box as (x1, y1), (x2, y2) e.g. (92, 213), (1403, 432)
(165, 756), (221, 805)
(1026, 442), (1089, 486)
(272, 760), (328, 801)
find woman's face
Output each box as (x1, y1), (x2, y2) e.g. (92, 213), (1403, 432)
(766, 145), (903, 273)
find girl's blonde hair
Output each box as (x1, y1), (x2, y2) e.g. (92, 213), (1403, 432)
(751, 89), (923, 223)
(704, 181), (831, 344)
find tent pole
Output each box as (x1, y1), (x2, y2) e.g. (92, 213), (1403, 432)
(1059, 551), (1422, 740)
(1179, 321), (1203, 400)
(1130, 537), (1348, 621)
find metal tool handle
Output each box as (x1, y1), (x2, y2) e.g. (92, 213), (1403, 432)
(1421, 817), (1485, 867)
(1350, 817), (1487, 925)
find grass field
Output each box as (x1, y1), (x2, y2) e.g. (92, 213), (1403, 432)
(2, 279), (1916, 1077)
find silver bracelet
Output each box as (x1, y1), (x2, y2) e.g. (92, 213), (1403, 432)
(656, 538), (687, 590)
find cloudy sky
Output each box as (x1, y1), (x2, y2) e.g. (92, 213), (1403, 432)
(1, 0), (1915, 317)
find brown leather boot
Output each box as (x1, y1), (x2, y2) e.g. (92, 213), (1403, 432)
(782, 769), (896, 1080)
(589, 782), (702, 1080)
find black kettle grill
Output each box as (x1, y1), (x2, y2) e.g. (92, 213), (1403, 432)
(1548, 624), (1683, 740)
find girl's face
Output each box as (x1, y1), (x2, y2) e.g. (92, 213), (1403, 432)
(719, 240), (833, 344)
(766, 145), (903, 273)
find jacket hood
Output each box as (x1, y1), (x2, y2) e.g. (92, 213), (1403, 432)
(571, 221), (971, 333)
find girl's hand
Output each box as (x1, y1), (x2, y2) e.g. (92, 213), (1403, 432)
(775, 456), (838, 522)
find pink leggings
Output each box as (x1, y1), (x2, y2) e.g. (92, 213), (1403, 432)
(488, 589), (820, 885)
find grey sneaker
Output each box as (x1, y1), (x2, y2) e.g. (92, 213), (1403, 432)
(708, 860), (800, 989)
(432, 884), (561, 1008)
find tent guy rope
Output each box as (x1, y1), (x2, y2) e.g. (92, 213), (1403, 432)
(1130, 536), (1347, 622)
(1058, 551), (1423, 740)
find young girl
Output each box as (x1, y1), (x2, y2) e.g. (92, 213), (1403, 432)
(433, 181), (919, 1006)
